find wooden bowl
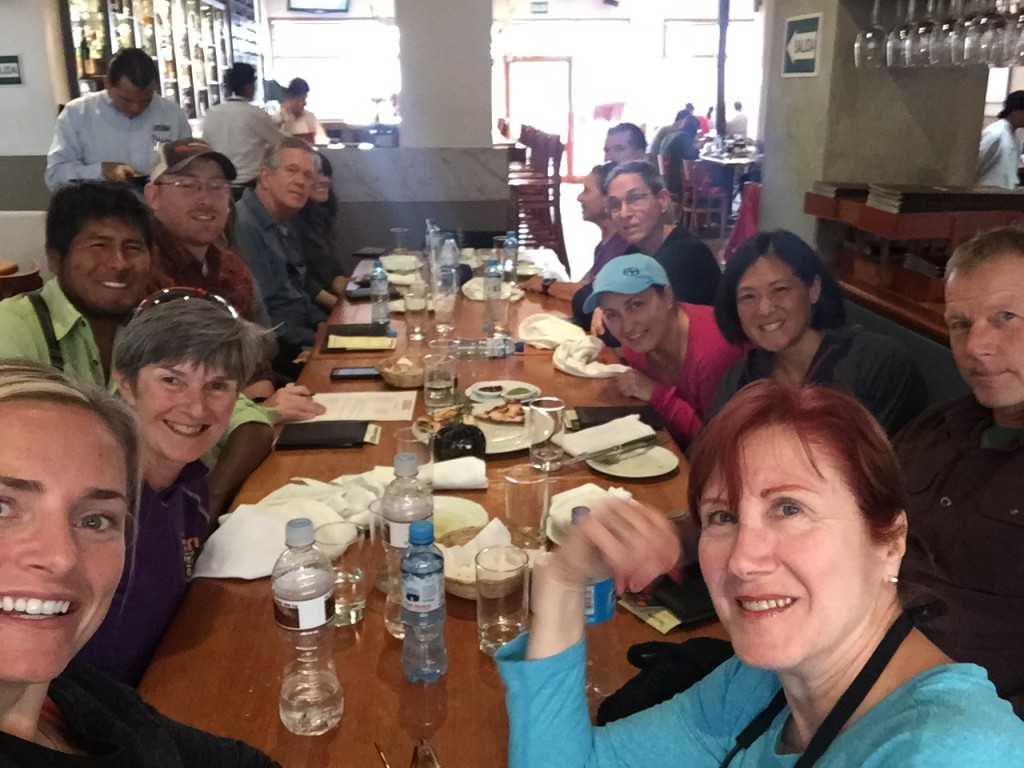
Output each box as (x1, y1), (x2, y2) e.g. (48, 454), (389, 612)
(437, 525), (484, 600)
(379, 355), (424, 389)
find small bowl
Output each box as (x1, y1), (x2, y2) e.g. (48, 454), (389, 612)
(437, 525), (484, 600)
(379, 355), (424, 389)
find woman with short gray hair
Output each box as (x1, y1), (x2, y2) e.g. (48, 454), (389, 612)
(76, 291), (271, 686)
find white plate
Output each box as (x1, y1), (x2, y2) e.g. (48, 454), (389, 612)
(460, 277), (526, 302)
(380, 253), (422, 273)
(466, 380), (540, 403)
(433, 495), (488, 538)
(585, 446), (680, 480)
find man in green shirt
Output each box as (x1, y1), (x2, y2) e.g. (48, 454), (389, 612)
(0, 180), (273, 518)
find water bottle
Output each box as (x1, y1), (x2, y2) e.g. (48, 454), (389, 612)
(447, 337), (525, 359)
(272, 518), (344, 736)
(503, 230), (519, 286)
(381, 453), (434, 639)
(370, 260), (390, 326)
(482, 259), (509, 338)
(571, 506), (618, 717)
(401, 520), (448, 683)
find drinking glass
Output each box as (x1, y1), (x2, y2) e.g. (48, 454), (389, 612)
(314, 521), (377, 626)
(395, 425), (433, 488)
(475, 545), (529, 655)
(527, 397), (565, 472)
(423, 354), (456, 411)
(931, 0), (961, 65)
(404, 280), (428, 342)
(390, 227), (409, 254)
(503, 464), (550, 550)
(431, 265), (458, 336)
(855, 0), (888, 67)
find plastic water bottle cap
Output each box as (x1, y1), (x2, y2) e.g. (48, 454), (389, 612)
(408, 519), (434, 545)
(486, 258), (498, 267)
(285, 517), (315, 547)
(513, 341), (525, 353)
(394, 451), (419, 476)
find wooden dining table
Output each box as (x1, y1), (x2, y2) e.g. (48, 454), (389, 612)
(138, 277), (727, 767)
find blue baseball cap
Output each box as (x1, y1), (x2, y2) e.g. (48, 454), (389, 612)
(583, 253), (669, 313)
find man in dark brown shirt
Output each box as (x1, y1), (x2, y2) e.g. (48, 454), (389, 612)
(896, 226), (1024, 718)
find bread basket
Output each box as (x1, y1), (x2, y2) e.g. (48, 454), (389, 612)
(379, 355), (424, 389)
(436, 525), (484, 600)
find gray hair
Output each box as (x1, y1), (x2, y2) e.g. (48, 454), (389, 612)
(0, 359), (142, 518)
(604, 160), (666, 196)
(946, 226), (1024, 281)
(260, 136), (315, 173)
(113, 299), (271, 386)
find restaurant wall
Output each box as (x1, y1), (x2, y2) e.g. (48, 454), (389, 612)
(759, 0), (988, 245)
(0, 0), (68, 212)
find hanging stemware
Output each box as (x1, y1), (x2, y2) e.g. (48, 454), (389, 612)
(931, 0), (961, 65)
(887, 0), (913, 67)
(910, 0), (940, 65)
(958, 0), (987, 64)
(855, 0), (888, 67)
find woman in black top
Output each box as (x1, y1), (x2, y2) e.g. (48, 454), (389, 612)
(573, 160), (721, 334)
(292, 151), (346, 309)
(0, 360), (276, 767)
(711, 229), (926, 435)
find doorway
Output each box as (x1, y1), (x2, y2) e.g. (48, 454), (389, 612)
(504, 56), (574, 177)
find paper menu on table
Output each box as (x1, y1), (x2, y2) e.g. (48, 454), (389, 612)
(309, 391), (417, 422)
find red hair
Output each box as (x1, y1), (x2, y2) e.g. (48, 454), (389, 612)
(687, 380), (904, 546)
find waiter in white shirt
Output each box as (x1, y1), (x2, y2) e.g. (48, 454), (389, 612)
(45, 48), (191, 191)
(201, 63), (282, 196)
(272, 77), (328, 145)
(975, 91), (1024, 190)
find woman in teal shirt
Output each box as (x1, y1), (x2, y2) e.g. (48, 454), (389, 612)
(498, 380), (1024, 766)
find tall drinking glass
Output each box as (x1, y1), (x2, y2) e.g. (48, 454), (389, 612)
(527, 397), (565, 472)
(855, 0), (888, 67)
(432, 265), (458, 336)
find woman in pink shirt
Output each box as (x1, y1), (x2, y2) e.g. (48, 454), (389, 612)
(584, 253), (743, 445)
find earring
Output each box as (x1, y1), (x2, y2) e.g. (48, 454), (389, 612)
(888, 575), (899, 585)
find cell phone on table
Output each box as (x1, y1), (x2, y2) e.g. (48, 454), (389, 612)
(330, 366), (382, 380)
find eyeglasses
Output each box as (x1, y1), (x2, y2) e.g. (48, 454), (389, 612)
(154, 178), (233, 197)
(135, 287), (239, 319)
(605, 191), (652, 214)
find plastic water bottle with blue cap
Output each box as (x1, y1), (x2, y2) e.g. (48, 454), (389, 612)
(401, 519), (448, 683)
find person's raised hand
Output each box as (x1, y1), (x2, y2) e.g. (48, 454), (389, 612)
(590, 307), (607, 337)
(265, 384), (326, 424)
(101, 162), (140, 181)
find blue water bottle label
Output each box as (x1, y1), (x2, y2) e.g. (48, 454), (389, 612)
(585, 578), (616, 625)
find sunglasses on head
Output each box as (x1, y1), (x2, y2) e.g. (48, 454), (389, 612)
(135, 287), (239, 319)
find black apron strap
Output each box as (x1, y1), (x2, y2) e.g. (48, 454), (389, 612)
(27, 290), (64, 372)
(719, 611), (915, 768)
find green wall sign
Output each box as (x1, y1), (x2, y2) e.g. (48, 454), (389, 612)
(783, 14), (821, 78)
(0, 56), (22, 86)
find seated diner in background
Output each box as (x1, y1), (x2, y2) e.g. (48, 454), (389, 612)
(497, 379), (1024, 766)
(583, 253), (742, 446)
(76, 292), (269, 686)
(572, 161), (721, 334)
(896, 226), (1024, 718)
(602, 122), (647, 164)
(292, 150), (348, 309)
(0, 359), (278, 765)
(711, 229), (925, 436)
(522, 162), (628, 301)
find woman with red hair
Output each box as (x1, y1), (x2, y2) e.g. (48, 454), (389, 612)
(497, 380), (1024, 766)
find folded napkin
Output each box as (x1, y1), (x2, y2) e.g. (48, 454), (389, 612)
(380, 253), (422, 272)
(435, 518), (512, 584)
(553, 336), (630, 378)
(388, 297), (435, 313)
(555, 414), (656, 456)
(519, 248), (569, 281)
(193, 499), (342, 580)
(385, 271), (418, 287)
(518, 313), (586, 350)
(363, 456), (488, 491)
(546, 483), (634, 544)
(461, 277), (525, 302)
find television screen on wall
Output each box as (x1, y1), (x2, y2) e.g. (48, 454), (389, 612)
(287, 0), (349, 12)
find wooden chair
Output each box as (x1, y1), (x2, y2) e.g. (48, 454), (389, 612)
(679, 160), (729, 239)
(0, 263), (43, 300)
(507, 128), (569, 274)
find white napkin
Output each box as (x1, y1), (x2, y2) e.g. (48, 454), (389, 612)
(461, 277), (525, 302)
(553, 336), (630, 378)
(357, 457), (487, 491)
(388, 297), (435, 313)
(519, 248), (570, 281)
(555, 414), (655, 457)
(193, 499), (341, 580)
(518, 313), (586, 350)
(380, 253), (422, 272)
(385, 271), (418, 286)
(435, 517), (512, 584)
(546, 483), (634, 544)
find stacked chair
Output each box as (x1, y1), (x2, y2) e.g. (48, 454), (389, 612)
(507, 125), (570, 276)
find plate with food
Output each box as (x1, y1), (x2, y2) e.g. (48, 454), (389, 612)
(412, 405), (468, 437)
(466, 380), (540, 404)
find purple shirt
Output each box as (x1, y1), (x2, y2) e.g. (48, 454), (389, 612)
(77, 461), (210, 686)
(582, 233), (629, 283)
